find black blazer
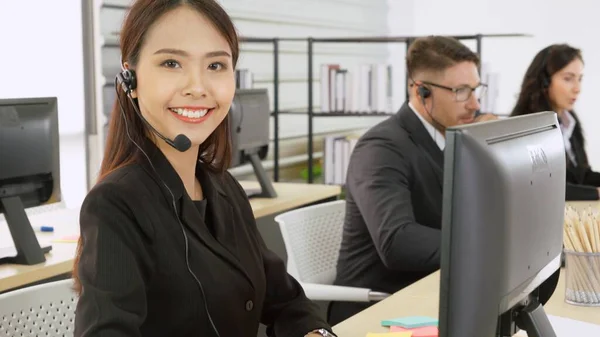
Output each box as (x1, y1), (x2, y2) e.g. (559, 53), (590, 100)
(329, 103), (561, 324)
(74, 139), (329, 337)
(330, 102), (442, 322)
(565, 112), (600, 200)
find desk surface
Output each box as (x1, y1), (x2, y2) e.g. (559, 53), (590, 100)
(0, 181), (341, 293)
(333, 269), (599, 336)
(333, 199), (600, 337)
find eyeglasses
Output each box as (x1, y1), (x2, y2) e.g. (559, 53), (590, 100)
(421, 81), (488, 102)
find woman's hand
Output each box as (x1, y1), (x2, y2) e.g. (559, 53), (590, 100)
(474, 113), (499, 123)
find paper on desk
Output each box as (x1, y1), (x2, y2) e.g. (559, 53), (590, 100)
(514, 315), (600, 336)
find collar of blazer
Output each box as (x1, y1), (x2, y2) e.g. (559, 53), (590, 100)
(135, 136), (230, 204)
(135, 137), (256, 287)
(395, 102), (444, 169)
(393, 102), (444, 190)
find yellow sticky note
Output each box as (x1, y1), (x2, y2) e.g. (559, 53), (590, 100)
(366, 332), (412, 337)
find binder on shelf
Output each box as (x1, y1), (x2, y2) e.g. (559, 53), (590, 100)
(235, 69), (254, 89)
(319, 63), (394, 115)
(323, 135), (359, 185)
(479, 62), (500, 114)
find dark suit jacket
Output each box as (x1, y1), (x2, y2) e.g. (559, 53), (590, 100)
(74, 139), (329, 337)
(565, 112), (600, 201)
(329, 103), (561, 324)
(330, 103), (442, 322)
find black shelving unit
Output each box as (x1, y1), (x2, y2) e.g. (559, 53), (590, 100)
(303, 33), (531, 183)
(93, 20), (529, 185)
(239, 37), (281, 181)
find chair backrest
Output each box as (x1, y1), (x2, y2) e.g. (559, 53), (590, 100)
(274, 199), (346, 285)
(0, 279), (78, 337)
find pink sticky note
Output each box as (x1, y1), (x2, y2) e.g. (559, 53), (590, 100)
(391, 326), (438, 337)
(52, 234), (80, 243)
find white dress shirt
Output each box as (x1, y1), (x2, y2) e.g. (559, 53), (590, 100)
(408, 102), (445, 150)
(560, 111), (577, 166)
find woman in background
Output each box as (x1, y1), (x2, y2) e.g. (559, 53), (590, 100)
(511, 44), (600, 201)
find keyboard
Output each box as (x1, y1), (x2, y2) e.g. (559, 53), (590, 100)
(0, 245), (16, 259)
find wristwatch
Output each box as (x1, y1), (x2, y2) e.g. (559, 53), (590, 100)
(307, 328), (337, 337)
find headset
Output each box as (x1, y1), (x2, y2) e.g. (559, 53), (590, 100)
(116, 65), (192, 152)
(411, 76), (445, 133)
(540, 47), (553, 89)
(115, 62), (221, 337)
(417, 85), (432, 99)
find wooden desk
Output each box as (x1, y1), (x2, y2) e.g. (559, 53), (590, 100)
(333, 269), (599, 336)
(0, 181), (341, 293)
(333, 197), (600, 337)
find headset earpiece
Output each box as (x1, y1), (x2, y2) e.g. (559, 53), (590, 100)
(542, 75), (550, 89)
(540, 47), (552, 89)
(418, 85), (431, 99)
(116, 68), (137, 95)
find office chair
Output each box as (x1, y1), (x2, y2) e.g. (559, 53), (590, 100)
(0, 279), (78, 336)
(274, 200), (389, 302)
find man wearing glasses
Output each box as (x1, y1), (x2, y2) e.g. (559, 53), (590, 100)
(328, 36), (496, 325)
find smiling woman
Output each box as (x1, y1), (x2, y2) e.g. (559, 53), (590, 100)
(72, 1), (333, 337)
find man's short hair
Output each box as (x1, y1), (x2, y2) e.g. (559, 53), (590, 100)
(406, 36), (480, 79)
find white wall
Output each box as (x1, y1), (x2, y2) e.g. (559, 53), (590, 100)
(1, 0), (394, 208)
(0, 0), (87, 209)
(388, 0), (600, 167)
(220, 0), (393, 140)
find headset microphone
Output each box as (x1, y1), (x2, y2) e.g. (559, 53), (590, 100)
(116, 68), (192, 153)
(129, 97), (192, 152)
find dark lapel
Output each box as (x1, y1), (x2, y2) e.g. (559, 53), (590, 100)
(395, 102), (444, 188)
(137, 139), (255, 289)
(568, 131), (587, 182)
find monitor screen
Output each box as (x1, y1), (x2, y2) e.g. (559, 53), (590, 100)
(439, 111), (565, 337)
(229, 88), (270, 153)
(0, 97), (60, 265)
(0, 97), (61, 209)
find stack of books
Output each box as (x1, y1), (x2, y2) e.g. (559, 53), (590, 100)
(320, 63), (393, 114)
(235, 69), (254, 89)
(323, 135), (359, 185)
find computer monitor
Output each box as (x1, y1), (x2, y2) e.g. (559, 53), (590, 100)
(0, 97), (60, 265)
(439, 111), (565, 337)
(229, 88), (277, 198)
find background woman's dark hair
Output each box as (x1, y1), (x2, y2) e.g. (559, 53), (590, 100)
(510, 44), (583, 117)
(73, 0), (239, 294)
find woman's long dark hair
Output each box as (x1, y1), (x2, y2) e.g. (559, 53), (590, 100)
(72, 0), (239, 294)
(511, 44), (583, 117)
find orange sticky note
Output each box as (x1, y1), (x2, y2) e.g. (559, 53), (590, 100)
(391, 326), (438, 337)
(366, 332), (412, 337)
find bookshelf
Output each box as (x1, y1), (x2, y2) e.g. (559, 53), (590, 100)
(301, 33), (531, 183)
(83, 4), (530, 186)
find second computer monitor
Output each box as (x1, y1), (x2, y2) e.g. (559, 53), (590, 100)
(0, 97), (61, 265)
(439, 111), (565, 337)
(229, 88), (276, 198)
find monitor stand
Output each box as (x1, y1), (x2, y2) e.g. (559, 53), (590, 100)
(515, 299), (556, 337)
(247, 152), (277, 198)
(499, 296), (556, 337)
(0, 196), (52, 265)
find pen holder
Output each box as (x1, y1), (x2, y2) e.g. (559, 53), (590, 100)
(564, 250), (600, 307)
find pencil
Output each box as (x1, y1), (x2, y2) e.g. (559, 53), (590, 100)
(563, 206), (600, 305)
